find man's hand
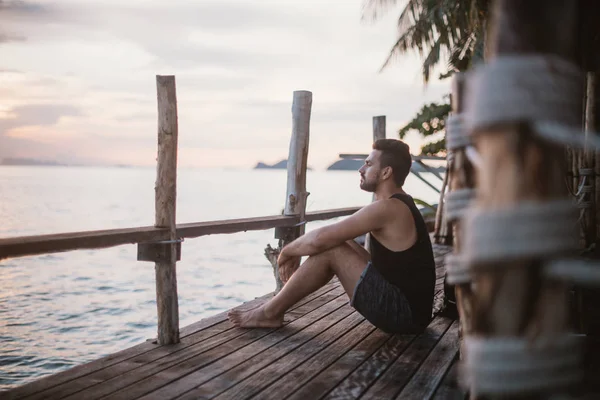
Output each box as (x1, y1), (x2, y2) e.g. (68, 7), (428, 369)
(278, 248), (301, 283)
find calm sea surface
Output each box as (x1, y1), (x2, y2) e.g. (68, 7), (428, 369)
(0, 166), (440, 390)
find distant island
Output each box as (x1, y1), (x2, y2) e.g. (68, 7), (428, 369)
(254, 160), (288, 169)
(0, 157), (67, 166)
(254, 160), (313, 170)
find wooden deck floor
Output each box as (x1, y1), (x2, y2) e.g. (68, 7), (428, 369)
(1, 245), (463, 400)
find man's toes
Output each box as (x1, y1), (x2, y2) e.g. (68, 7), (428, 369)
(229, 311), (244, 324)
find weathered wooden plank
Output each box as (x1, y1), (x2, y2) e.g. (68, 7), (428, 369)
(4, 283), (340, 400)
(256, 320), (377, 399)
(286, 329), (391, 400)
(323, 334), (416, 399)
(432, 354), (466, 400)
(396, 320), (460, 399)
(0, 208), (361, 261)
(53, 290), (346, 400)
(358, 316), (453, 399)
(23, 326), (263, 400)
(141, 297), (355, 400)
(102, 294), (349, 400)
(179, 279), (339, 338)
(212, 311), (365, 400)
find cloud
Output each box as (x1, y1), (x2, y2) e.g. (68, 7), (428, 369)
(0, 0), (451, 168)
(0, 104), (82, 135)
(0, 1), (52, 42)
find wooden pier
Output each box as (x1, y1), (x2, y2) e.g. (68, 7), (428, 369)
(0, 79), (463, 399)
(1, 245), (462, 400)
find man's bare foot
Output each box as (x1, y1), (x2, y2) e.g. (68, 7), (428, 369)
(227, 305), (283, 328)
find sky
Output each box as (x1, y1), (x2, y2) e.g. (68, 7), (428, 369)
(0, 0), (450, 169)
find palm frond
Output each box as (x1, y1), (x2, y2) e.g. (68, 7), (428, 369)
(366, 0), (492, 82)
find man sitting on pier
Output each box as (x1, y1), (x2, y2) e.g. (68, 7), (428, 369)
(228, 139), (436, 333)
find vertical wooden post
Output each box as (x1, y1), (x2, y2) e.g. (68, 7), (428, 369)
(448, 73), (476, 357)
(268, 90), (312, 291)
(284, 91), (312, 221)
(372, 115), (386, 142)
(433, 172), (449, 245)
(155, 75), (180, 345)
(586, 73), (597, 244)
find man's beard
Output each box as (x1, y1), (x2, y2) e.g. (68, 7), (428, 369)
(360, 176), (377, 192)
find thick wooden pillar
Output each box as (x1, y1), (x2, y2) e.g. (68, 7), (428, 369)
(465, 0), (582, 397)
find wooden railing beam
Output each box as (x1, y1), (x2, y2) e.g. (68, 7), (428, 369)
(0, 208), (360, 261)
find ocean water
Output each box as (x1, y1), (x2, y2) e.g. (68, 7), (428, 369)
(0, 166), (441, 390)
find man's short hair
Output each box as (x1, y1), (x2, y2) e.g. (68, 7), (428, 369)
(373, 139), (412, 187)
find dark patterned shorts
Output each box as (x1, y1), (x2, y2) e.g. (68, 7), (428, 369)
(350, 262), (419, 334)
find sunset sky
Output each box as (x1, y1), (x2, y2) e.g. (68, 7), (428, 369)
(0, 0), (450, 169)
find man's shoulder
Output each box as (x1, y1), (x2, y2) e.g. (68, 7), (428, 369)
(380, 196), (413, 215)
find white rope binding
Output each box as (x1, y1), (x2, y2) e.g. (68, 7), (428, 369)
(445, 188), (476, 222)
(545, 259), (600, 286)
(446, 114), (471, 151)
(465, 55), (583, 133)
(462, 55), (600, 154)
(462, 200), (580, 264)
(463, 334), (584, 395)
(445, 253), (471, 285)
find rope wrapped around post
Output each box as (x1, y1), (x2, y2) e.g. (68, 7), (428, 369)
(445, 253), (471, 285)
(458, 54), (599, 396)
(444, 188), (476, 285)
(446, 114), (482, 169)
(463, 334), (584, 396)
(446, 114), (470, 151)
(462, 200), (580, 264)
(445, 188), (476, 223)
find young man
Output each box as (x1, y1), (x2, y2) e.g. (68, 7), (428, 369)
(228, 139), (436, 333)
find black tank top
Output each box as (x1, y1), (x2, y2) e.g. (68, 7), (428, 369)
(368, 193), (436, 328)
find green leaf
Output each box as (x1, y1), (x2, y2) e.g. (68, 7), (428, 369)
(413, 198), (437, 213)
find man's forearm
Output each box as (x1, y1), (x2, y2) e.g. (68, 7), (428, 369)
(284, 229), (323, 257)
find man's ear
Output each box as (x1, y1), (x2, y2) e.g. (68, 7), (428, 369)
(382, 166), (392, 181)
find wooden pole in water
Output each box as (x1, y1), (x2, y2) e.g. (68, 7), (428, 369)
(155, 75), (180, 345)
(267, 91), (313, 291)
(448, 72), (476, 358)
(467, 0), (582, 397)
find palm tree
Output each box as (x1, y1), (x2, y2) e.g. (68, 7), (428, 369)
(363, 0), (491, 82)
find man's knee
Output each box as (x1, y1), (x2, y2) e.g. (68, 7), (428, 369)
(321, 242), (356, 264)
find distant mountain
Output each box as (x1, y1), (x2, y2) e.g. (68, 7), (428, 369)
(0, 157), (67, 166)
(254, 160), (287, 169)
(254, 160), (313, 170)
